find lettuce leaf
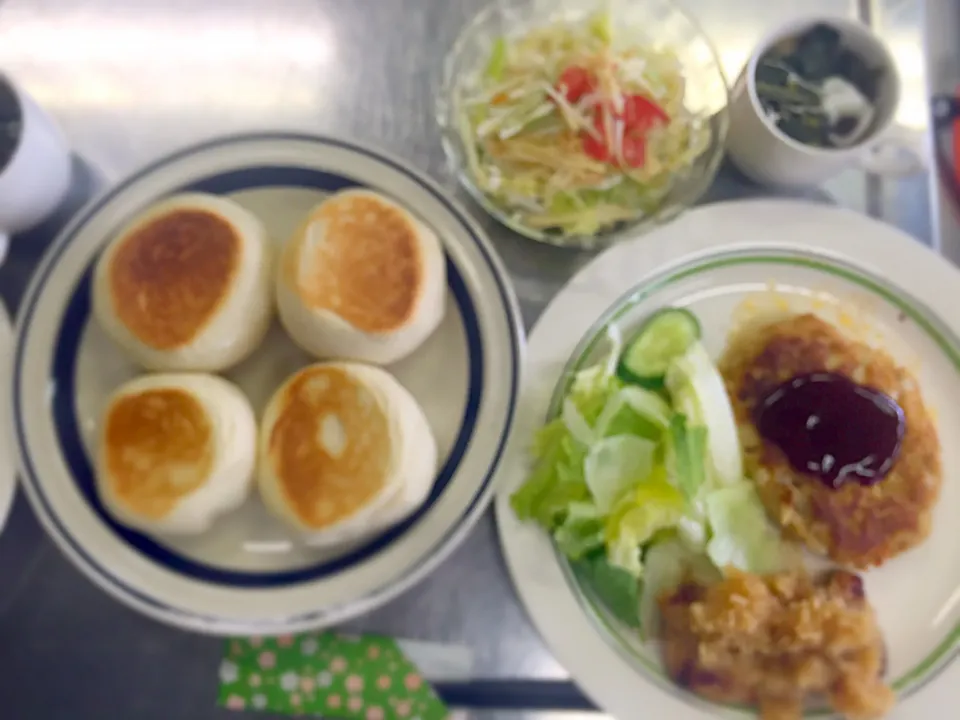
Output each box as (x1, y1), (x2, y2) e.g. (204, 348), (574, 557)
(553, 501), (604, 559)
(510, 418), (590, 526)
(584, 435), (656, 513)
(594, 385), (672, 440)
(571, 551), (641, 629)
(588, 9), (614, 44)
(704, 482), (794, 574)
(604, 467), (686, 577)
(484, 37), (508, 81)
(510, 339), (623, 528)
(665, 413), (708, 501)
(665, 343), (743, 486)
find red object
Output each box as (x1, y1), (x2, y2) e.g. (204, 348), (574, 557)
(618, 95), (667, 168)
(953, 87), (960, 176)
(581, 101), (662, 168)
(557, 66), (596, 103)
(622, 94), (668, 132)
(581, 111), (647, 167)
(621, 132), (647, 168)
(582, 112), (611, 162)
(557, 64), (668, 169)
(933, 87), (960, 217)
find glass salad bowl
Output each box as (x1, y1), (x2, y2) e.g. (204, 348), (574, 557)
(436, 0), (730, 249)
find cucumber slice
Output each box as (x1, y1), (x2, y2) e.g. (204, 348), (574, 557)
(617, 308), (701, 388)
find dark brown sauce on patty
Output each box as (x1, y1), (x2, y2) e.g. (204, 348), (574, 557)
(755, 372), (905, 489)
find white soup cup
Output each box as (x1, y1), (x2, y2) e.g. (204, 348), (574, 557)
(725, 16), (925, 188)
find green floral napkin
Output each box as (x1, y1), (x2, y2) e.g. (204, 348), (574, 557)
(218, 633), (449, 719)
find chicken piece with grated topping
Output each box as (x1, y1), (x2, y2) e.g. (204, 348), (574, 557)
(659, 568), (893, 720)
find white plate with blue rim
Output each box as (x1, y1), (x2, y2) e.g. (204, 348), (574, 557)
(495, 199), (960, 718)
(11, 133), (524, 635)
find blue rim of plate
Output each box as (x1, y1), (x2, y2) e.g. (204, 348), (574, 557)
(12, 133), (522, 625)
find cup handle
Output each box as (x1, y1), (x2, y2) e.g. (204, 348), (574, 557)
(855, 124), (929, 178)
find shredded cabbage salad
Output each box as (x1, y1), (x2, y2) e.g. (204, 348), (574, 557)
(457, 9), (712, 238)
(511, 321), (796, 636)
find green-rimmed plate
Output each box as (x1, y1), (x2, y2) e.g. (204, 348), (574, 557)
(495, 199), (960, 718)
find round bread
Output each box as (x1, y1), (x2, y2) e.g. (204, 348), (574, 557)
(96, 373), (257, 535)
(276, 189), (446, 365)
(258, 361), (437, 546)
(93, 193), (273, 372)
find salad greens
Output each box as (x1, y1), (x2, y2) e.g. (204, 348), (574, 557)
(571, 551), (643, 629)
(511, 309), (795, 635)
(457, 8), (712, 238)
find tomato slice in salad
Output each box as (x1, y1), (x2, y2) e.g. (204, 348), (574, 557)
(571, 80), (668, 169)
(622, 94), (669, 131)
(557, 66), (596, 103)
(583, 132), (610, 163)
(581, 108), (649, 168)
(621, 133), (647, 168)
(582, 111), (610, 162)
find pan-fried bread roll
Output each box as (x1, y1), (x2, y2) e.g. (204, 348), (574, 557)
(258, 361), (437, 546)
(93, 193), (273, 372)
(276, 189), (446, 365)
(96, 373), (257, 535)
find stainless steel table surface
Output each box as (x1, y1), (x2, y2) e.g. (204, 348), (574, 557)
(0, 1), (941, 718)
